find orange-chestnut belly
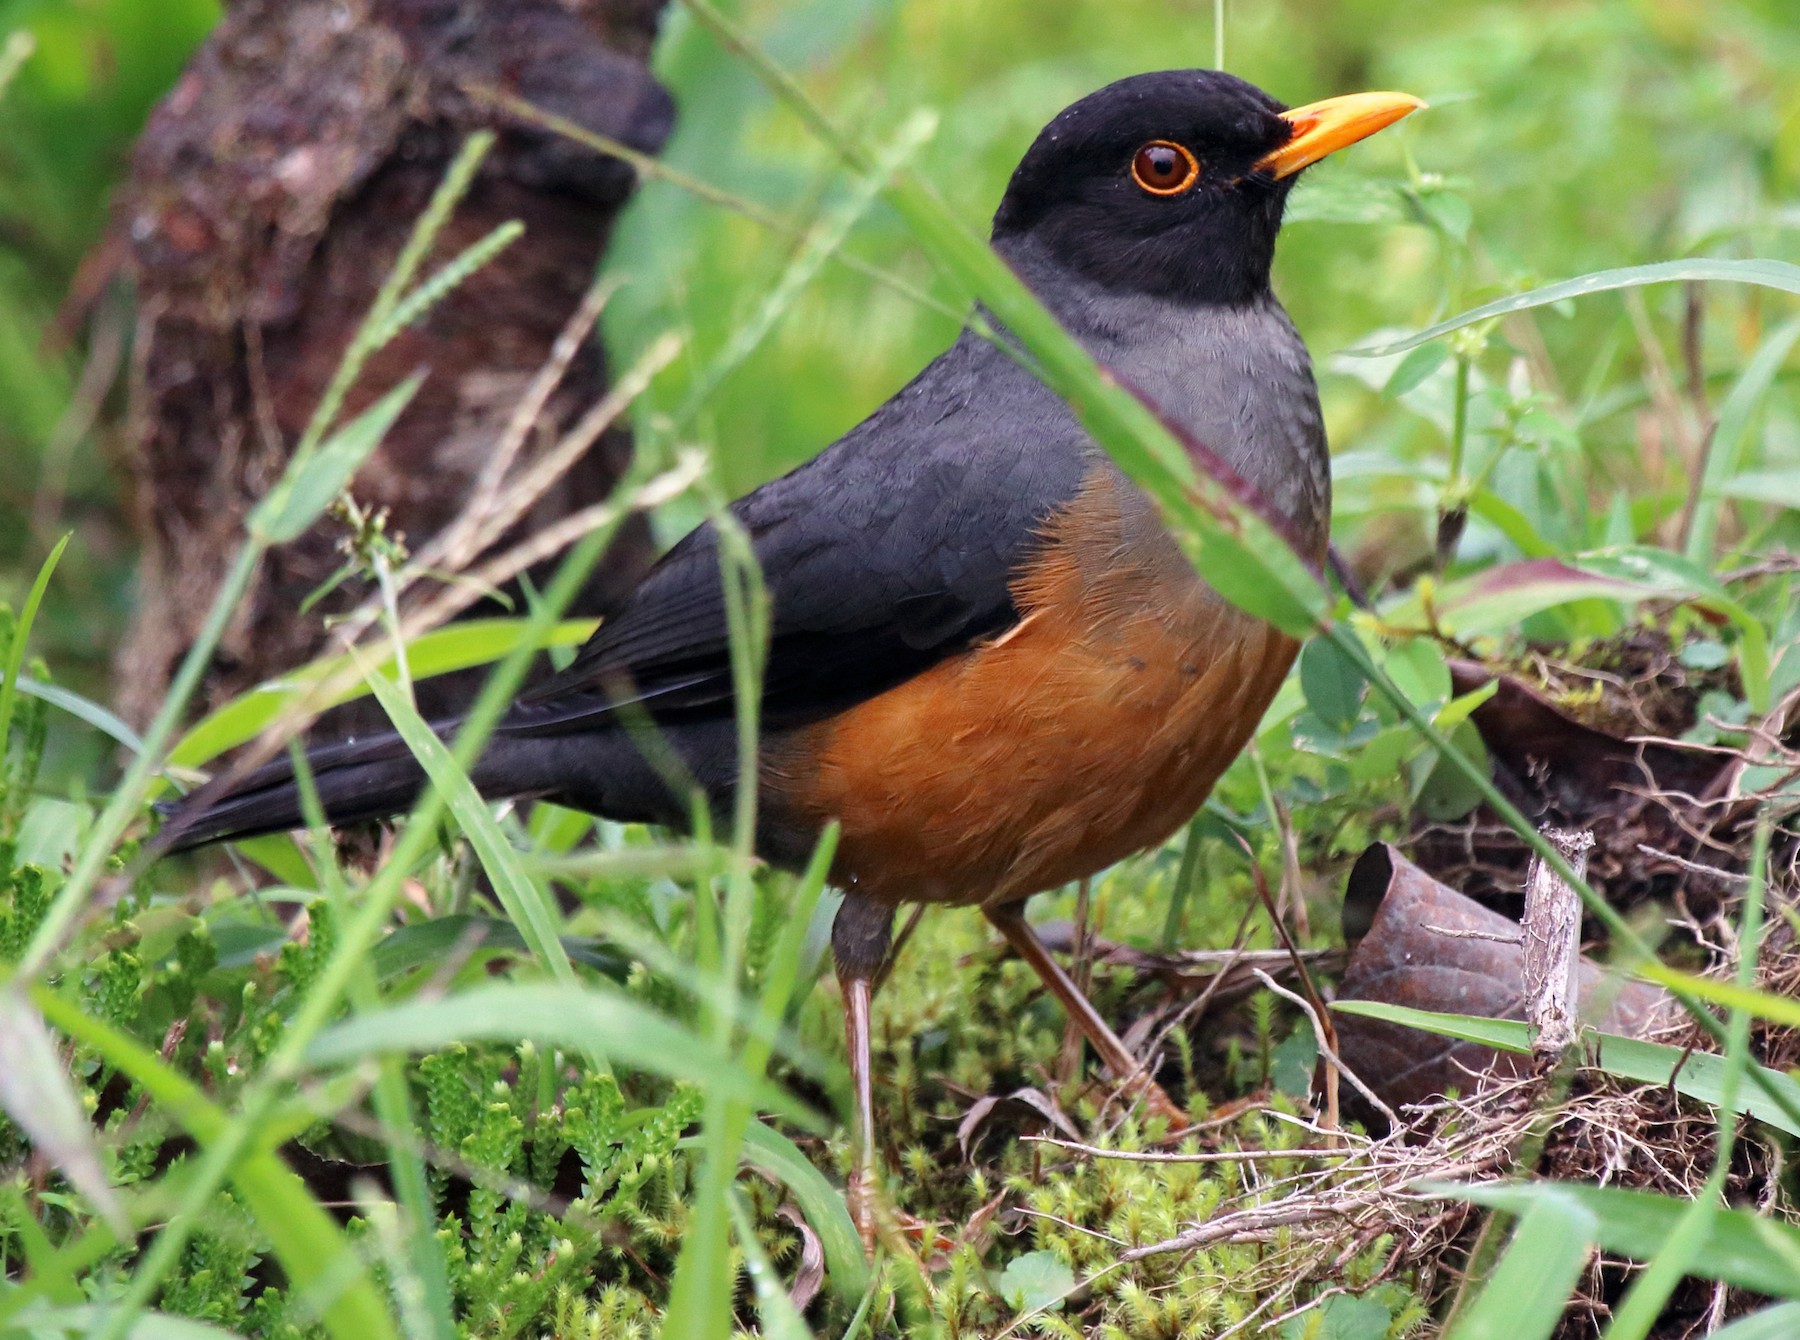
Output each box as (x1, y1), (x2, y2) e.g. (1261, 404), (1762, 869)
(766, 549), (1297, 908)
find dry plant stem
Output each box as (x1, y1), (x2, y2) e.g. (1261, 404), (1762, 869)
(404, 276), (617, 580)
(1523, 828), (1593, 1063)
(33, 293), (125, 543)
(464, 82), (966, 326)
(161, 336), (685, 849)
(1239, 833), (1340, 1129)
(407, 461), (701, 634)
(1142, 899), (1258, 1070)
(1249, 742), (1308, 938)
(1673, 282), (1718, 554)
(340, 330), (683, 644)
(1027, 1137), (1360, 1164)
(1253, 969), (1393, 1128)
(1121, 1079), (1543, 1262)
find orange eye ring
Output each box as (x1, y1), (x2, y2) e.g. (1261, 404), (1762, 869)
(1130, 140), (1201, 196)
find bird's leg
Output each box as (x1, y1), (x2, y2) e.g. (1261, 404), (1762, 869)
(985, 901), (1189, 1130)
(1056, 876), (1093, 1085)
(832, 893), (894, 1255)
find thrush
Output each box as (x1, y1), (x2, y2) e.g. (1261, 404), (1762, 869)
(158, 69), (1422, 1247)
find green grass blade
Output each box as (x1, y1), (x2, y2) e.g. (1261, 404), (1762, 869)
(290, 763), (456, 1340)
(670, 106), (937, 432)
(1709, 1303), (1800, 1339)
(1431, 1181), (1800, 1299)
(728, 1189), (814, 1340)
(1601, 816), (1769, 1340)
(166, 618), (596, 770)
(368, 914), (628, 981)
(739, 1120), (869, 1303)
(2, 675), (146, 756)
(303, 981), (818, 1128)
(20, 543), (259, 976)
(1332, 1000), (1800, 1136)
(288, 133), (495, 463)
(1351, 259), (1800, 358)
(32, 987), (400, 1340)
(371, 221), (523, 348)
(1448, 1192), (1596, 1340)
(662, 825), (837, 1339)
(358, 663), (580, 992)
(10, 1305), (242, 1337)
(0, 532), (68, 776)
(249, 371), (426, 545)
(1687, 315), (1800, 561)
(1331, 999), (1530, 1050)
(0, 989), (125, 1232)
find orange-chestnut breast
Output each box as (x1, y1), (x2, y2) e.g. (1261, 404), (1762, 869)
(765, 462), (1309, 909)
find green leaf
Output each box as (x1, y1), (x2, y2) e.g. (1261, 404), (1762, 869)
(303, 982), (819, 1129)
(1384, 342), (1451, 398)
(0, 534), (68, 776)
(2, 675), (146, 756)
(1710, 1303), (1800, 1339)
(1589, 1035), (1800, 1137)
(1713, 468), (1800, 510)
(1282, 1293), (1394, 1340)
(249, 372), (426, 544)
(368, 915), (629, 982)
(997, 1249), (1077, 1314)
(1330, 1000), (1532, 1051)
(0, 989), (126, 1233)
(167, 618), (596, 769)
(1382, 637), (1451, 710)
(739, 1120), (870, 1302)
(1300, 636), (1367, 731)
(1447, 1194), (1595, 1340)
(1285, 174), (1414, 226)
(7, 1305), (243, 1338)
(1429, 1181), (1800, 1299)
(1688, 316), (1800, 561)
(1271, 1024), (1319, 1099)
(1679, 639), (1732, 670)
(1332, 1001), (1800, 1136)
(727, 1190), (812, 1340)
(1393, 558), (1651, 637)
(1576, 547), (1770, 710)
(1415, 719), (1488, 822)
(1350, 258), (1800, 358)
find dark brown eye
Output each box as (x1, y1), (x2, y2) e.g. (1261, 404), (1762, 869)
(1130, 140), (1200, 196)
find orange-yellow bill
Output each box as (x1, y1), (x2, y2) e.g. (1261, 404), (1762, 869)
(1255, 90), (1427, 180)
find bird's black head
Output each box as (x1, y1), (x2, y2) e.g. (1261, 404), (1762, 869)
(992, 70), (1421, 308)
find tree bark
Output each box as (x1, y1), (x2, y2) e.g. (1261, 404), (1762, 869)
(104, 0), (672, 729)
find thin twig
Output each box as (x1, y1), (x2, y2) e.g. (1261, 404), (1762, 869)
(1253, 969), (1398, 1129)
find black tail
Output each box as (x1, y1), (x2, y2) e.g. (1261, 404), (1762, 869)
(156, 724), (546, 853)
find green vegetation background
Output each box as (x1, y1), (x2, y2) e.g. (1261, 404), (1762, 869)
(6, 0), (1800, 721)
(4, 0), (1800, 1336)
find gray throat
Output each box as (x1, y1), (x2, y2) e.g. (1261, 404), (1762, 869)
(1002, 236), (1332, 557)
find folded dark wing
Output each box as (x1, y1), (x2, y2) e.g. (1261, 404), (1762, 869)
(503, 333), (1089, 736)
